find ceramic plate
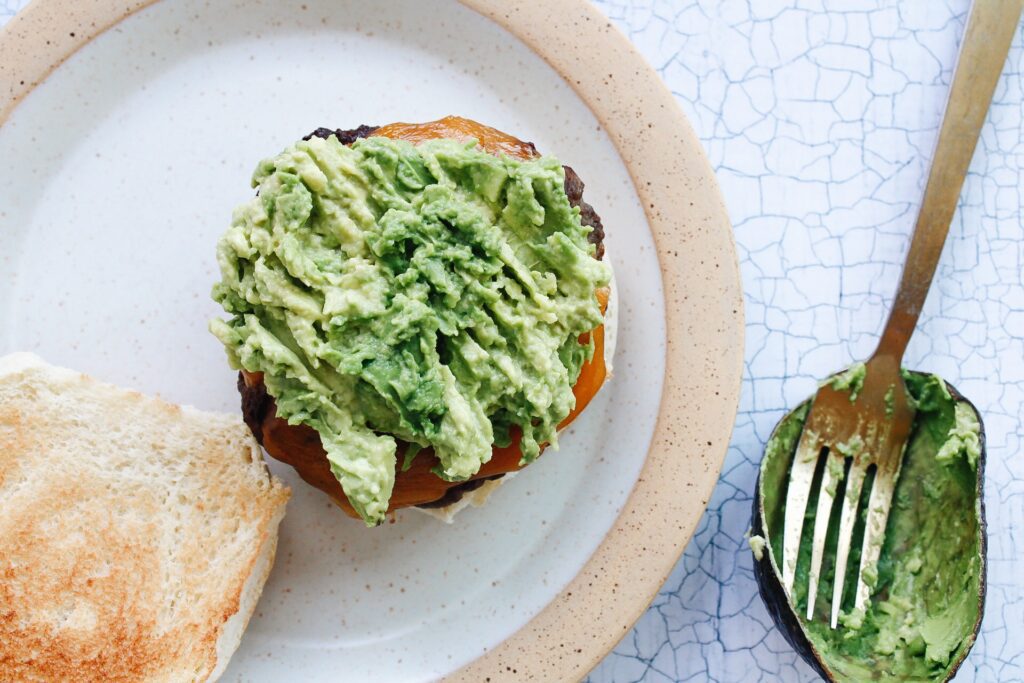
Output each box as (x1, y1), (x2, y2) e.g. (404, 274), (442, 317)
(0, 1), (742, 680)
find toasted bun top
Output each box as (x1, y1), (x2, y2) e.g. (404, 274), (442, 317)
(0, 353), (289, 682)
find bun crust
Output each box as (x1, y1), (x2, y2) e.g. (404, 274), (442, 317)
(0, 353), (289, 682)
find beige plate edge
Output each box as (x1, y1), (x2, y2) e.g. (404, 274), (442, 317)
(0, 1), (744, 680)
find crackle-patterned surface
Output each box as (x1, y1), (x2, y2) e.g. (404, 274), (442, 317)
(2, 1), (1021, 681)
(584, 1), (1024, 682)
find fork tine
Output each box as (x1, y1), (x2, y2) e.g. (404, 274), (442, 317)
(805, 453), (843, 620)
(830, 460), (867, 629)
(782, 429), (822, 597)
(854, 456), (901, 611)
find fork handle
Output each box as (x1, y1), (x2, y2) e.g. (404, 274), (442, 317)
(875, 0), (1023, 361)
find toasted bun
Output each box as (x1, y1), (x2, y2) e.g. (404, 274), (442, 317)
(415, 473), (518, 523)
(0, 353), (289, 682)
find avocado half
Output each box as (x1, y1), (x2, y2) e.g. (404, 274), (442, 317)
(751, 372), (986, 681)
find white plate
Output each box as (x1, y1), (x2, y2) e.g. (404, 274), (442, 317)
(0, 1), (665, 680)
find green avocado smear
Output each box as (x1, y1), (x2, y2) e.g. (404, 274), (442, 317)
(210, 135), (610, 526)
(759, 372), (983, 681)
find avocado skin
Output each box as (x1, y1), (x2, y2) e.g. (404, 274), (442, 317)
(750, 374), (987, 682)
(751, 482), (832, 680)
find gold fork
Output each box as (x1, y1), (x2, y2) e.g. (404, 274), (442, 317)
(781, 0), (1022, 629)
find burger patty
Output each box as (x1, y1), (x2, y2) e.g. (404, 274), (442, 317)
(240, 125), (607, 511)
(239, 373), (508, 510)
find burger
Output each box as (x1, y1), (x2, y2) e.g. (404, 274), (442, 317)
(210, 116), (614, 526)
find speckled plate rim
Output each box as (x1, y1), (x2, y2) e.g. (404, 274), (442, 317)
(0, 1), (744, 680)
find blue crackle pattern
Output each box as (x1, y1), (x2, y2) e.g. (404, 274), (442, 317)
(586, 1), (1024, 682)
(2, 1), (1021, 681)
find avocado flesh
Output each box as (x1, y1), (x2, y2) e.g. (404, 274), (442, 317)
(209, 135), (611, 525)
(759, 373), (983, 681)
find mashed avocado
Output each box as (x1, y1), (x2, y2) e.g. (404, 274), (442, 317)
(210, 135), (610, 525)
(827, 362), (866, 402)
(748, 534), (767, 561)
(757, 372), (983, 681)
